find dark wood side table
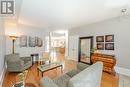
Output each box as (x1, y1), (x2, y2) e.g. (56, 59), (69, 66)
(30, 53), (39, 64)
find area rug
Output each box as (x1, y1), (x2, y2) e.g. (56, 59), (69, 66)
(119, 74), (130, 87)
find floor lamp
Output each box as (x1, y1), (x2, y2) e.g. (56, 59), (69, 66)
(9, 36), (18, 54)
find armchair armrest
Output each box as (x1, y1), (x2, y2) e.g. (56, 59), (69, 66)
(40, 77), (58, 87)
(20, 57), (32, 61)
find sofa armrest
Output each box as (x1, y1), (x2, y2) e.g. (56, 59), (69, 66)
(40, 77), (58, 87)
(66, 69), (80, 78)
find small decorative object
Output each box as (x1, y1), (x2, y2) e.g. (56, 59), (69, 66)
(29, 36), (36, 47)
(96, 36), (104, 42)
(9, 36), (18, 54)
(105, 43), (114, 50)
(97, 43), (104, 50)
(105, 35), (114, 42)
(20, 35), (27, 47)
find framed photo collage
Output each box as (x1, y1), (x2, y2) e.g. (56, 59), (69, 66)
(96, 35), (114, 50)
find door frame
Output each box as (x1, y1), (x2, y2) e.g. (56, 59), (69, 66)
(78, 36), (93, 65)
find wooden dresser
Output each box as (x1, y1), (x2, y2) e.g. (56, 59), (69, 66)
(91, 53), (116, 75)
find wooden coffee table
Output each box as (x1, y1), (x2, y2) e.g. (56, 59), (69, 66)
(37, 62), (63, 77)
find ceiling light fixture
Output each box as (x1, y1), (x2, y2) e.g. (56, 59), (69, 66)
(121, 9), (127, 13)
(119, 8), (130, 19)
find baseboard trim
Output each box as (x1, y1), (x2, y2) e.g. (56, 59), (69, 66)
(0, 66), (6, 87)
(115, 66), (130, 76)
(67, 57), (78, 61)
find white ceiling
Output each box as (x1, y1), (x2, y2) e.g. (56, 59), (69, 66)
(18, 0), (130, 29)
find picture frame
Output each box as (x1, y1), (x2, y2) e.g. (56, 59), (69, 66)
(96, 36), (104, 42)
(105, 43), (114, 50)
(19, 35), (27, 47)
(105, 35), (114, 42)
(28, 36), (36, 47)
(97, 43), (104, 50)
(35, 37), (43, 47)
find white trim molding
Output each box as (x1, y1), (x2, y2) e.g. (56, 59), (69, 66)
(0, 67), (6, 87)
(115, 66), (130, 76)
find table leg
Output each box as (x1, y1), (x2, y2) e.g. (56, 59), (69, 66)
(42, 72), (44, 77)
(56, 68), (58, 75)
(61, 65), (63, 73)
(37, 68), (39, 76)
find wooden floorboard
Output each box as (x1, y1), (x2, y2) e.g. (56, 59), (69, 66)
(2, 54), (118, 87)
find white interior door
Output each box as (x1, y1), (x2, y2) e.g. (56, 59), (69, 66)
(68, 35), (79, 61)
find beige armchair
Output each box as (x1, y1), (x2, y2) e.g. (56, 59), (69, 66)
(5, 53), (32, 72)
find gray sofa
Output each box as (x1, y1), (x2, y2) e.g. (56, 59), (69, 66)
(5, 53), (32, 72)
(40, 62), (103, 87)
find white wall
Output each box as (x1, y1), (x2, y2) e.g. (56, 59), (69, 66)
(68, 35), (79, 61)
(69, 15), (130, 69)
(0, 19), (6, 83)
(5, 24), (45, 57)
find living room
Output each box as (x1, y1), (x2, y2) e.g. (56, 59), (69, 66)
(0, 0), (130, 87)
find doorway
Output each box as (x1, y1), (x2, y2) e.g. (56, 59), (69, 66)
(79, 36), (93, 64)
(49, 30), (68, 61)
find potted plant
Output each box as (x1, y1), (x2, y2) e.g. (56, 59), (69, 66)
(91, 47), (99, 54)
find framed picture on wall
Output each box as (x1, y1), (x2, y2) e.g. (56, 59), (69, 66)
(35, 37), (43, 47)
(19, 35), (27, 47)
(105, 43), (114, 50)
(97, 43), (104, 50)
(105, 35), (114, 42)
(96, 36), (104, 42)
(28, 36), (36, 47)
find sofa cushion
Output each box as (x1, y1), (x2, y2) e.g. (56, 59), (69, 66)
(68, 62), (103, 87)
(66, 69), (81, 78)
(40, 77), (58, 87)
(53, 74), (71, 87)
(77, 62), (90, 71)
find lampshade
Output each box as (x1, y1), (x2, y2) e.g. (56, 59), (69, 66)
(9, 36), (18, 54)
(9, 36), (18, 40)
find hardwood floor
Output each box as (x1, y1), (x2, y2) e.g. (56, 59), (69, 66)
(2, 54), (119, 87)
